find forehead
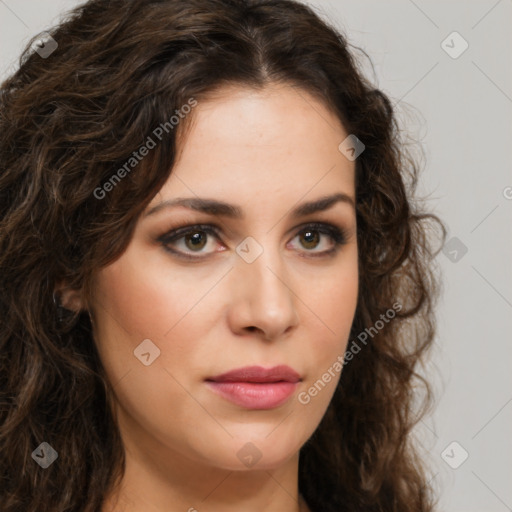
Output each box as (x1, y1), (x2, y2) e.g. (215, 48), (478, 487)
(151, 83), (355, 209)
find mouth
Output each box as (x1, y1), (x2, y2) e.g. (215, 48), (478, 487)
(205, 365), (302, 409)
(205, 364), (301, 383)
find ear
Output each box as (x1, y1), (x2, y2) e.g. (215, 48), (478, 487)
(54, 282), (86, 313)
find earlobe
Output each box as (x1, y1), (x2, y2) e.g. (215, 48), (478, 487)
(54, 284), (85, 313)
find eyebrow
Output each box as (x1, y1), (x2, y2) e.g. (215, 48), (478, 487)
(143, 192), (355, 219)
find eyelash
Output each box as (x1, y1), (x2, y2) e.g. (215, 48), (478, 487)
(158, 222), (348, 261)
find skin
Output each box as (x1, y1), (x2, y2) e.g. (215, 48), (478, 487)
(61, 82), (358, 512)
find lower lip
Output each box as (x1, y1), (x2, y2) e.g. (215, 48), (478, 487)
(205, 381), (299, 409)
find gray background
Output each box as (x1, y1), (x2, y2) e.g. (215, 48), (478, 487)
(1, 1), (511, 510)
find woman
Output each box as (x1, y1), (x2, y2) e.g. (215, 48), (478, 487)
(0, 0), (446, 511)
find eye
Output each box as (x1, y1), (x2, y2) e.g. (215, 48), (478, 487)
(158, 222), (347, 261)
(288, 223), (347, 257)
(159, 224), (222, 259)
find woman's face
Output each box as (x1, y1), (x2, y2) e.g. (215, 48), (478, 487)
(87, 83), (358, 473)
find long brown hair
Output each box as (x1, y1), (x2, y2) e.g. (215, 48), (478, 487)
(0, 1), (446, 510)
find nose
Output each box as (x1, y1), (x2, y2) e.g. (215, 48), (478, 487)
(227, 245), (300, 341)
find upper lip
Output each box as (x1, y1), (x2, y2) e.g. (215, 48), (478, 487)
(206, 365), (301, 383)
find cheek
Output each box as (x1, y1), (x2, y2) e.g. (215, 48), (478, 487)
(312, 263), (358, 339)
(89, 254), (221, 386)
(89, 261), (211, 441)
(92, 255), (193, 340)
(301, 264), (358, 394)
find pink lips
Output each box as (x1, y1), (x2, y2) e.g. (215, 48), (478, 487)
(205, 365), (301, 410)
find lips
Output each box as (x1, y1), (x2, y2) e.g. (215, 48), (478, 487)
(205, 365), (301, 383)
(205, 365), (301, 409)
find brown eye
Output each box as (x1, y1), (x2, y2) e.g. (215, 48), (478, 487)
(183, 231), (208, 251)
(289, 223), (347, 256)
(159, 222), (347, 261)
(159, 224), (223, 260)
(299, 229), (320, 250)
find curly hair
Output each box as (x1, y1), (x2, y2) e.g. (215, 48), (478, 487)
(0, 0), (447, 511)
